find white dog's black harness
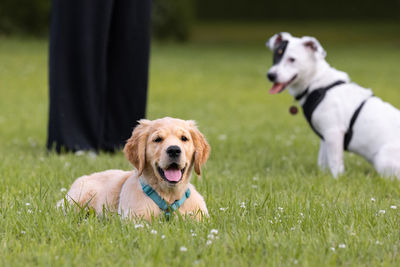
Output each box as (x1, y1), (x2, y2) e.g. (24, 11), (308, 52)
(296, 80), (373, 150)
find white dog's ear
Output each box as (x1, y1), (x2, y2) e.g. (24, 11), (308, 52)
(187, 120), (210, 176)
(266, 32), (292, 51)
(124, 119), (151, 176)
(302, 36), (327, 58)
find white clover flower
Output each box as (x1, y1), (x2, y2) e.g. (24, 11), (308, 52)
(330, 247), (335, 252)
(379, 210), (386, 214)
(390, 205), (397, 209)
(376, 240), (382, 245)
(278, 207), (283, 212)
(338, 244), (346, 249)
(207, 234), (215, 240)
(150, 230), (157, 234)
(210, 229), (218, 235)
(300, 212), (304, 217)
(21, 231), (26, 234)
(60, 188), (67, 192)
(371, 197), (376, 202)
(219, 207), (227, 211)
(290, 227), (295, 231)
(206, 240), (212, 246)
(134, 224), (144, 229)
(191, 233), (197, 237)
(240, 202), (246, 208)
(161, 235), (166, 239)
(268, 220), (273, 224)
(27, 209), (33, 214)
(28, 138), (37, 147)
(25, 203), (31, 206)
(180, 246), (187, 252)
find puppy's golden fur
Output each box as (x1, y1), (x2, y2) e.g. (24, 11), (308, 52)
(57, 117), (210, 221)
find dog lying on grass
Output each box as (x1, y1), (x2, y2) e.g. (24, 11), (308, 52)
(266, 32), (400, 179)
(57, 117), (210, 221)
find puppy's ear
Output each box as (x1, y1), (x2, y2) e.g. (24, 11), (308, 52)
(302, 36), (327, 59)
(187, 121), (210, 176)
(123, 119), (151, 176)
(266, 32), (292, 51)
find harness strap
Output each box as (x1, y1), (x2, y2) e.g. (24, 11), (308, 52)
(300, 80), (373, 151)
(302, 80), (346, 140)
(139, 179), (191, 220)
(343, 96), (373, 150)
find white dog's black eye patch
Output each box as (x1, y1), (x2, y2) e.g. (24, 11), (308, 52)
(273, 40), (288, 65)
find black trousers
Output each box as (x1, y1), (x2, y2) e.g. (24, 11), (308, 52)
(47, 0), (151, 152)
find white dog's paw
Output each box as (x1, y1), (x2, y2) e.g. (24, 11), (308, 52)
(330, 165), (344, 178)
(318, 155), (329, 170)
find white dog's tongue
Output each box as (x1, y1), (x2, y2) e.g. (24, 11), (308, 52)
(164, 169), (182, 182)
(269, 83), (285, 94)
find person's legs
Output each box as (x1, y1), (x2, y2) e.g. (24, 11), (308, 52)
(47, 0), (114, 152)
(101, 0), (152, 151)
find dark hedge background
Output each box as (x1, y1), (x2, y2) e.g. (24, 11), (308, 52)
(0, 0), (399, 39)
(195, 0), (400, 20)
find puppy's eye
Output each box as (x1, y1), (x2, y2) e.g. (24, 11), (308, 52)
(288, 57), (296, 63)
(181, 136), (188, 142)
(154, 137), (163, 143)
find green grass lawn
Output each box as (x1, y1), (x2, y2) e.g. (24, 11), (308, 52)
(1, 21), (400, 266)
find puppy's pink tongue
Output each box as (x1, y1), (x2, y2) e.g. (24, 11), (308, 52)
(164, 169), (182, 182)
(269, 83), (285, 94)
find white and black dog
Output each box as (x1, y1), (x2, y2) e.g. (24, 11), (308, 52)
(266, 32), (400, 179)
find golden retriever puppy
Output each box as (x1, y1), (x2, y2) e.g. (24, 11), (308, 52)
(57, 117), (210, 221)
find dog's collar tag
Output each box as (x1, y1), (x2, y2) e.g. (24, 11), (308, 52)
(289, 105), (298, 115)
(273, 40), (288, 65)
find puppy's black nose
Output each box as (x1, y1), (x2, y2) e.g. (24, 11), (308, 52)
(267, 72), (277, 82)
(166, 145), (181, 158)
